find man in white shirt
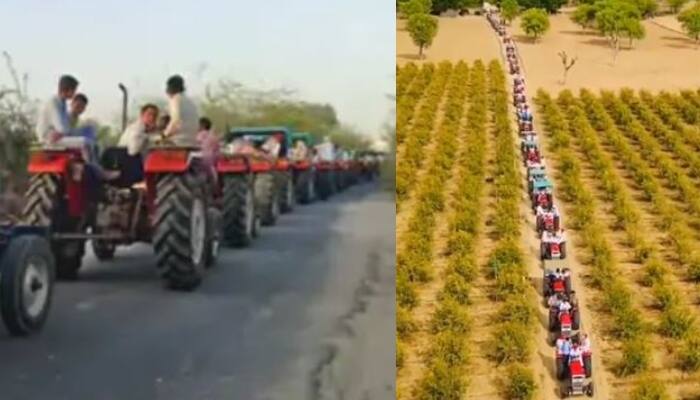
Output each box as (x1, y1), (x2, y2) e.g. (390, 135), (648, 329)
(118, 104), (159, 156)
(162, 75), (199, 147)
(35, 75), (79, 144)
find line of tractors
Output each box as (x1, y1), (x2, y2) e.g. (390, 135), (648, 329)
(0, 101), (384, 336)
(489, 10), (594, 399)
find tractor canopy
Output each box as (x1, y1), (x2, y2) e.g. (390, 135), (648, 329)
(532, 178), (553, 191)
(291, 132), (315, 147)
(226, 126), (292, 158)
(528, 167), (546, 179)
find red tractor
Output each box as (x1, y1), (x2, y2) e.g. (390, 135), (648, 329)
(22, 138), (221, 290)
(557, 341), (594, 397)
(20, 84), (253, 291)
(227, 127), (296, 222)
(290, 132), (317, 204)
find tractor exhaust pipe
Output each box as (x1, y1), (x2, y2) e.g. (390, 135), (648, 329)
(118, 83), (128, 132)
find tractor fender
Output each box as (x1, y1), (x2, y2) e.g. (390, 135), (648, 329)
(144, 149), (191, 174)
(216, 155), (249, 174)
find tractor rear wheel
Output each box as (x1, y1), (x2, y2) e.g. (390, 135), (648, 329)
(255, 173), (279, 226)
(296, 169), (315, 204)
(0, 235), (55, 336)
(23, 174), (85, 279)
(316, 171), (332, 201)
(222, 174), (256, 247)
(153, 173), (209, 291)
(279, 171), (295, 213)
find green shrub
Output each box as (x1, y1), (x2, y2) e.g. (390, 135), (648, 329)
(414, 358), (466, 400)
(499, 295), (535, 326)
(640, 258), (667, 287)
(397, 305), (417, 339)
(618, 336), (651, 376)
(493, 270), (528, 300)
(658, 306), (695, 339)
(652, 283), (678, 311)
(503, 364), (537, 400)
(397, 269), (418, 308)
(629, 376), (670, 400)
(427, 331), (468, 367)
(440, 274), (470, 305)
(679, 335), (700, 372)
(449, 253), (478, 282)
(431, 298), (470, 334)
(397, 339), (406, 369)
(489, 322), (531, 364)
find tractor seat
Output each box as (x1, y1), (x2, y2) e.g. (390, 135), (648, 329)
(100, 147), (144, 188)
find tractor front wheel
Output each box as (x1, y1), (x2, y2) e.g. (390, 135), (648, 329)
(222, 174), (256, 247)
(153, 173), (209, 291)
(0, 235), (55, 336)
(255, 173), (279, 226)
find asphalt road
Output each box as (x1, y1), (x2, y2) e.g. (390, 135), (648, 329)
(0, 183), (396, 400)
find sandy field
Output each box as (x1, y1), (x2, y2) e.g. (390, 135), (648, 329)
(509, 9), (700, 93)
(396, 16), (502, 65)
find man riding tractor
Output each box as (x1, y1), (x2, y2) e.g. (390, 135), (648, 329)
(536, 203), (561, 234)
(541, 228), (568, 260)
(531, 178), (554, 211)
(226, 127), (296, 223)
(22, 75), (221, 291)
(314, 136), (338, 200)
(290, 132), (317, 204)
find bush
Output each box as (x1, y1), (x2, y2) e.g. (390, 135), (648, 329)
(431, 298), (470, 334)
(427, 331), (469, 367)
(493, 270), (528, 300)
(397, 268), (418, 308)
(489, 322), (531, 364)
(520, 8), (550, 41)
(503, 364), (537, 400)
(397, 339), (406, 369)
(652, 283), (678, 311)
(658, 306), (695, 339)
(414, 358), (466, 400)
(629, 376), (671, 400)
(440, 274), (471, 305)
(449, 253), (478, 282)
(499, 295), (535, 326)
(397, 305), (418, 339)
(618, 336), (651, 376)
(679, 335), (700, 372)
(640, 258), (667, 287)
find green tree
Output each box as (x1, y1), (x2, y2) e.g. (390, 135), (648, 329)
(520, 8), (550, 41)
(571, 4), (597, 29)
(627, 0), (657, 17)
(623, 17), (646, 48)
(432, 0), (474, 13)
(668, 0), (689, 14)
(595, 0), (643, 63)
(501, 0), (520, 25)
(407, 13), (439, 58)
(518, 0), (566, 13)
(399, 0), (432, 18)
(679, 4), (700, 46)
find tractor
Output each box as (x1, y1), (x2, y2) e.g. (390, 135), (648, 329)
(531, 178), (554, 210)
(0, 224), (55, 335)
(227, 127), (296, 222)
(21, 84), (227, 290)
(537, 205), (561, 234)
(314, 138), (338, 200)
(541, 229), (567, 260)
(356, 150), (381, 181)
(543, 268), (572, 299)
(557, 339), (594, 397)
(289, 132), (317, 204)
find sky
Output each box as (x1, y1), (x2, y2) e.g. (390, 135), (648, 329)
(0, 0), (395, 136)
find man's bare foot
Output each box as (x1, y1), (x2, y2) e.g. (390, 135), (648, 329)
(103, 170), (121, 181)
